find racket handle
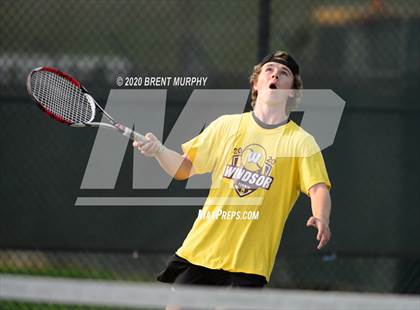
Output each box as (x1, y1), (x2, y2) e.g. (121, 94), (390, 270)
(115, 123), (146, 143)
(129, 130), (147, 143)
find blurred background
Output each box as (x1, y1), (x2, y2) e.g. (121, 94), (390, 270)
(1, 0), (419, 308)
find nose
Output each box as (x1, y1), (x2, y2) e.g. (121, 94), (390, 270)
(271, 72), (279, 80)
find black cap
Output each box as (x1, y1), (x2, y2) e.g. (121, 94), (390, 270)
(261, 52), (300, 75)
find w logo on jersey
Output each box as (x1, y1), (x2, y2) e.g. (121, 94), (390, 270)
(246, 151), (262, 164)
(223, 144), (274, 197)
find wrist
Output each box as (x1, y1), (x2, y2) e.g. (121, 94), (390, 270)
(153, 143), (166, 158)
(314, 216), (329, 226)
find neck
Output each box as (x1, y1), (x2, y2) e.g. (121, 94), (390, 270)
(253, 99), (288, 125)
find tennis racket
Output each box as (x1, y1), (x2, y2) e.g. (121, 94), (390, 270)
(26, 66), (146, 143)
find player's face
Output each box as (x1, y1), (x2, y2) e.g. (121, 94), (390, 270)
(253, 62), (294, 106)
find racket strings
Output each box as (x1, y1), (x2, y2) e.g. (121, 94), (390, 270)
(31, 71), (94, 124)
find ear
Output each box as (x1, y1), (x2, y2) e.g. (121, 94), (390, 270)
(252, 78), (258, 91)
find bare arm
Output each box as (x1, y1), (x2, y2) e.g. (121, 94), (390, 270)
(307, 183), (331, 250)
(155, 149), (194, 180)
(133, 133), (194, 180)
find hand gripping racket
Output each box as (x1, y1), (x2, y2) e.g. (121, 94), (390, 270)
(27, 67), (146, 143)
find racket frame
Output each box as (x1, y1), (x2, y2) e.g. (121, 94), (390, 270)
(27, 66), (146, 142)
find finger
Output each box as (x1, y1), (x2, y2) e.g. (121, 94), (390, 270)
(134, 139), (149, 149)
(316, 228), (322, 241)
(133, 141), (152, 152)
(135, 143), (151, 155)
(149, 143), (160, 155)
(306, 217), (312, 226)
(317, 233), (324, 249)
(141, 142), (156, 154)
(306, 217), (316, 227)
(145, 132), (157, 141)
(143, 142), (162, 157)
(317, 234), (329, 250)
(318, 231), (331, 250)
(317, 240), (323, 250)
(143, 144), (159, 156)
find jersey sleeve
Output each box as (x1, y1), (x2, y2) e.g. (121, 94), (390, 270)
(181, 116), (225, 174)
(298, 136), (331, 196)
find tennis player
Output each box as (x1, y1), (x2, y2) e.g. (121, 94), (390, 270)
(133, 50), (331, 290)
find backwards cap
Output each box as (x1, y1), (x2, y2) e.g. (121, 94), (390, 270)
(261, 52), (299, 75)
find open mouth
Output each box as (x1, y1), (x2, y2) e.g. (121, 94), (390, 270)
(269, 83), (277, 89)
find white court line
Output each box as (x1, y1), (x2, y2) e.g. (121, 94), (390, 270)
(1, 274), (419, 309)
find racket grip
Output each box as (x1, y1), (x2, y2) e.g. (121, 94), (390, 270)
(115, 123), (146, 143)
(130, 130), (147, 143)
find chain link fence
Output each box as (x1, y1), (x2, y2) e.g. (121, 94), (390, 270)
(1, 1), (419, 306)
(1, 250), (419, 293)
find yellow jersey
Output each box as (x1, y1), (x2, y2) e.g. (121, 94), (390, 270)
(176, 112), (331, 281)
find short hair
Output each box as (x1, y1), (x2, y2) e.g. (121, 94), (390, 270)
(249, 50), (303, 114)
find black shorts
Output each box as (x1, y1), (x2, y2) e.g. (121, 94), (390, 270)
(157, 254), (267, 288)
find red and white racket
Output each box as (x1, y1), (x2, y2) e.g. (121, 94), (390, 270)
(27, 66), (146, 142)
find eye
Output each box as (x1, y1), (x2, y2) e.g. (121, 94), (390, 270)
(265, 67), (273, 72)
(281, 70), (289, 76)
